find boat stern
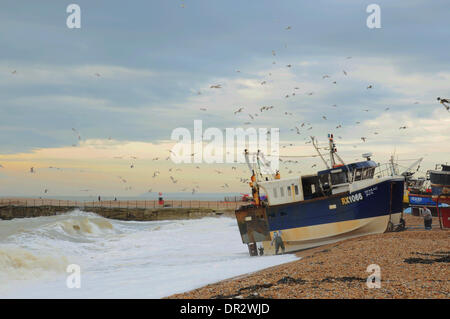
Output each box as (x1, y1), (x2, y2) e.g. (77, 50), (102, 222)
(235, 205), (271, 256)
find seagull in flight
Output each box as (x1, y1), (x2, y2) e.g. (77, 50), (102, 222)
(234, 107), (244, 114)
(437, 97), (450, 111)
(170, 176), (178, 184)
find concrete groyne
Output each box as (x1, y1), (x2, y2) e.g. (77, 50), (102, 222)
(0, 198), (243, 221)
(85, 207), (234, 221)
(0, 205), (76, 220)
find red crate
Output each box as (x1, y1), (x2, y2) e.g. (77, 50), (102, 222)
(439, 207), (450, 229)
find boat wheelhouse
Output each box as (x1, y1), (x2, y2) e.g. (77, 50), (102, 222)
(429, 164), (450, 202)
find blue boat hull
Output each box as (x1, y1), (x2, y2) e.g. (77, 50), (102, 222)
(236, 177), (405, 255)
(267, 178), (404, 231)
(408, 194), (435, 207)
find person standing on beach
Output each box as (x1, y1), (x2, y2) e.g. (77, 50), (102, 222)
(98, 195), (101, 202)
(421, 207), (432, 230)
(271, 230), (285, 254)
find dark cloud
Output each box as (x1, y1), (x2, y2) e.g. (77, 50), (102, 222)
(0, 0), (449, 153)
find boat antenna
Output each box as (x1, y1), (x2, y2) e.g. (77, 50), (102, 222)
(327, 133), (346, 167)
(311, 136), (330, 169)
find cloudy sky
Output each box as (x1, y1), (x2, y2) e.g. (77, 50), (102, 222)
(0, 0), (449, 197)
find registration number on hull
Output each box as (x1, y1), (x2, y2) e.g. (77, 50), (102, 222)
(341, 192), (363, 205)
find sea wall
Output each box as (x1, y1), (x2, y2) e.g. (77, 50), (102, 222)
(0, 205), (76, 220)
(0, 205), (235, 221)
(85, 207), (235, 221)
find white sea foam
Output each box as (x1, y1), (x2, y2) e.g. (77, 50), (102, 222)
(0, 210), (297, 298)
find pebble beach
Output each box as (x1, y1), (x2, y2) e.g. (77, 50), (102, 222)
(169, 215), (449, 299)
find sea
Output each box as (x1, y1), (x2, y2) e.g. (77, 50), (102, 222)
(0, 210), (297, 298)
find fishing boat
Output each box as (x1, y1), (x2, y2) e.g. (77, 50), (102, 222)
(400, 157), (424, 208)
(406, 181), (436, 216)
(235, 134), (405, 256)
(404, 165), (450, 217)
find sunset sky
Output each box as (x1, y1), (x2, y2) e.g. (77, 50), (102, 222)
(0, 1), (449, 197)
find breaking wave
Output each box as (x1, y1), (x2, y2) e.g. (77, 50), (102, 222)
(0, 246), (68, 280)
(57, 217), (114, 236)
(0, 210), (297, 298)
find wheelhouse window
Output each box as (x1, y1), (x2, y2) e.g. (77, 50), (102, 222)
(354, 167), (375, 181)
(294, 185), (299, 195)
(364, 168), (375, 179)
(331, 172), (348, 185)
(354, 169), (362, 181)
(287, 186), (292, 196)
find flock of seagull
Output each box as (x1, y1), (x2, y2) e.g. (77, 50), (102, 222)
(5, 22), (450, 197)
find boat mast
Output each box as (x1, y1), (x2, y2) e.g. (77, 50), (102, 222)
(311, 136), (330, 169)
(328, 134), (336, 167)
(389, 155), (398, 176)
(244, 149), (273, 182)
(328, 134), (345, 168)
